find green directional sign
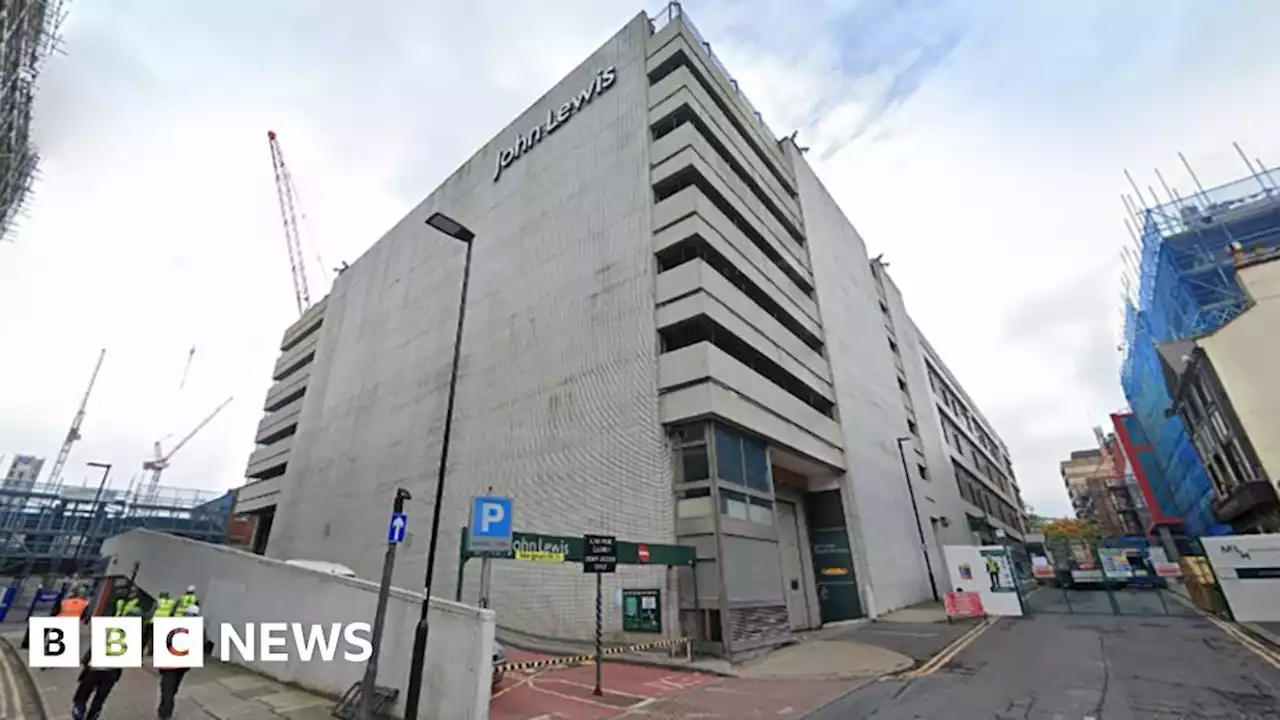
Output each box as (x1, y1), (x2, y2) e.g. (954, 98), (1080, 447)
(461, 528), (694, 567)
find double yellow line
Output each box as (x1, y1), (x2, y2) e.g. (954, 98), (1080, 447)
(893, 616), (999, 680)
(1204, 614), (1280, 670)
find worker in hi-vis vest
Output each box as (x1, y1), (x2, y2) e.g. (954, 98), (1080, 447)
(58, 588), (90, 621)
(114, 589), (140, 617)
(156, 604), (202, 720)
(143, 591), (176, 656)
(177, 586), (198, 611)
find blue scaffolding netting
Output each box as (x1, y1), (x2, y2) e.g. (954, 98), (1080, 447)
(1120, 163), (1280, 538)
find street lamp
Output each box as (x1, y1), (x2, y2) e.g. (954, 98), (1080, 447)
(72, 463), (113, 568)
(895, 437), (939, 602)
(403, 211), (475, 720)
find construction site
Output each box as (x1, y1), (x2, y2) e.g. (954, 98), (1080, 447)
(1, 125), (326, 587)
(0, 346), (238, 583)
(1118, 146), (1280, 538)
(0, 0), (65, 242)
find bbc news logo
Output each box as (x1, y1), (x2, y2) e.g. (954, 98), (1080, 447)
(29, 618), (373, 668)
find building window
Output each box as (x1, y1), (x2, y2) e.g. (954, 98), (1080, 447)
(677, 487), (713, 518)
(888, 338), (899, 355)
(749, 497), (774, 525)
(681, 446), (709, 482)
(908, 419), (919, 437)
(919, 464), (930, 482)
(720, 489), (749, 520)
(714, 424), (771, 493)
(898, 377), (909, 393)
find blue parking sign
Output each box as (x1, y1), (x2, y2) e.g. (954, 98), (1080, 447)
(469, 496), (513, 553)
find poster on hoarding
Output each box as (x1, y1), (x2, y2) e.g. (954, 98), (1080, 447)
(1099, 549), (1134, 579)
(1032, 555), (1055, 579)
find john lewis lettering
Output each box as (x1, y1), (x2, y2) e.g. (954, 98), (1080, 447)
(493, 66), (616, 182)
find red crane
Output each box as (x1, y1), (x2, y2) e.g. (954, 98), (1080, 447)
(267, 130), (312, 316)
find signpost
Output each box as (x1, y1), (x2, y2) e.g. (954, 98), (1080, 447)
(362, 489), (411, 720)
(583, 534), (616, 697)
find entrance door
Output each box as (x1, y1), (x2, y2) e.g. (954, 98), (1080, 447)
(776, 501), (811, 630)
(805, 490), (862, 622)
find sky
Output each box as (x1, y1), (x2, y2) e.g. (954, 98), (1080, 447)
(2, 0), (1278, 517)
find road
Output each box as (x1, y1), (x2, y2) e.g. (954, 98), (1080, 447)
(810, 612), (1280, 719)
(0, 635), (43, 720)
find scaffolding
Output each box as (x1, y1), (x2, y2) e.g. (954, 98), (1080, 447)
(1119, 150), (1280, 537)
(0, 0), (67, 242)
(0, 478), (233, 579)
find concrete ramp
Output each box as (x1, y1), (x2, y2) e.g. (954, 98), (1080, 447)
(101, 529), (495, 719)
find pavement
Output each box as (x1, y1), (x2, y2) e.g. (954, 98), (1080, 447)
(809, 612), (1280, 719)
(1, 630), (333, 720)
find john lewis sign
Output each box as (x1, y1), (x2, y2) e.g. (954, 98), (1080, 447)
(493, 66), (617, 182)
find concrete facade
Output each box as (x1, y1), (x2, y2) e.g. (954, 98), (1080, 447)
(231, 5), (1023, 658)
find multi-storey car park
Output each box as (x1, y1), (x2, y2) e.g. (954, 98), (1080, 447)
(231, 3), (1027, 660)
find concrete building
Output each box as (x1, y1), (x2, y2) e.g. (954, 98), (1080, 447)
(2, 454), (44, 488)
(231, 4), (1023, 658)
(1158, 246), (1280, 534)
(1060, 443), (1146, 538)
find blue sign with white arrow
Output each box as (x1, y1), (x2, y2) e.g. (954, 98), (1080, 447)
(469, 496), (513, 553)
(388, 512), (408, 544)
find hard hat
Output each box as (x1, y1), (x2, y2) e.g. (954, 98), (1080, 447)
(186, 586), (196, 593)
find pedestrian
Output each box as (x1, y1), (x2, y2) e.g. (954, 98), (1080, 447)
(71, 605), (140, 720)
(115, 588), (141, 617)
(145, 591), (177, 657)
(177, 585), (198, 612)
(156, 603), (202, 720)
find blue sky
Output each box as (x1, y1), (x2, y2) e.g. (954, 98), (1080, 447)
(2, 0), (1277, 516)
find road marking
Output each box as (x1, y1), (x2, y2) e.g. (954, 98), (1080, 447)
(1204, 614), (1280, 670)
(896, 617), (999, 680)
(1163, 588), (1280, 669)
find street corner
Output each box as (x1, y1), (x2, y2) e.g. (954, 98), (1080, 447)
(490, 651), (715, 720)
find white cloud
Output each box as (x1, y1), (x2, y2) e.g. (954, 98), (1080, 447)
(3, 0), (1278, 519)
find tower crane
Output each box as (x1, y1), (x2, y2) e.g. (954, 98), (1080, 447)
(141, 396), (234, 500)
(267, 130), (312, 316)
(47, 348), (106, 488)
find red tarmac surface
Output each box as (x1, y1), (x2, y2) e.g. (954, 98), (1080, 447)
(489, 650), (860, 719)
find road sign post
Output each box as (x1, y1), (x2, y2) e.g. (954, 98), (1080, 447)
(361, 488), (411, 720)
(583, 534), (617, 697)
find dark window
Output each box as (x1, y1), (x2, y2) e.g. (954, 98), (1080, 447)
(681, 446), (710, 482)
(656, 236), (822, 351)
(715, 425), (745, 486)
(653, 167), (812, 296)
(880, 299), (890, 314)
(908, 420), (919, 437)
(743, 436), (770, 492)
(898, 377), (909, 393)
(888, 339), (899, 354)
(658, 315), (833, 415)
(919, 464), (929, 482)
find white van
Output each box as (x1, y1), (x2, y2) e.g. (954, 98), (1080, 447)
(285, 559), (358, 578)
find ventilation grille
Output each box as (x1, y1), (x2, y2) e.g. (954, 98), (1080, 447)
(728, 605), (789, 645)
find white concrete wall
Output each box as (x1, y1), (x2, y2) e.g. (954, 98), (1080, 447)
(877, 274), (969, 595)
(787, 142), (933, 616)
(261, 12), (674, 641)
(1202, 259), (1280, 490)
(101, 530), (494, 720)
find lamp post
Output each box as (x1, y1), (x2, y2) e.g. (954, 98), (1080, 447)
(895, 437), (939, 601)
(402, 211), (475, 720)
(72, 462), (113, 568)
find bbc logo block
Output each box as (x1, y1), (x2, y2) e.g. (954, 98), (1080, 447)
(28, 617), (205, 668)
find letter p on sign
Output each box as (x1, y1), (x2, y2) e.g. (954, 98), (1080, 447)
(469, 496), (513, 553)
